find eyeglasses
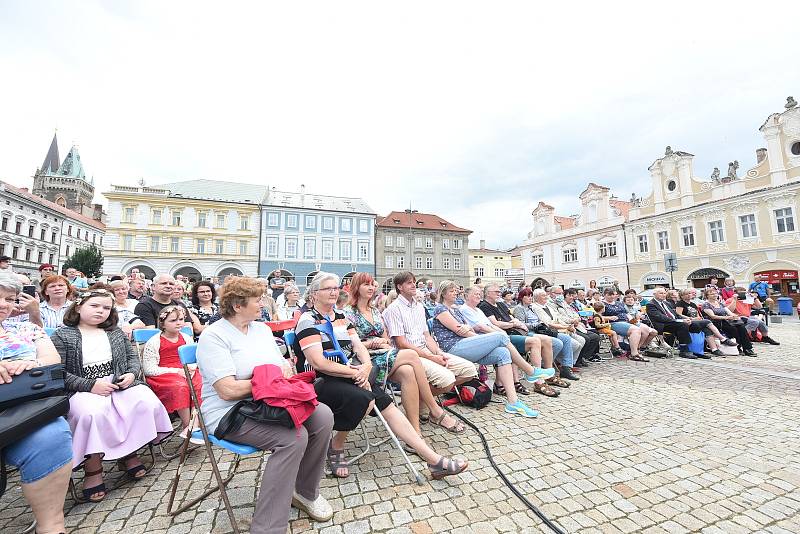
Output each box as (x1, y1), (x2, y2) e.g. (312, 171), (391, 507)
(317, 286), (339, 293)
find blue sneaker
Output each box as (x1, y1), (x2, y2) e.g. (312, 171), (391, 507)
(504, 400), (539, 418)
(524, 367), (555, 382)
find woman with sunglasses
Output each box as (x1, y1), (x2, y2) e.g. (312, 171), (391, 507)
(51, 289), (172, 502)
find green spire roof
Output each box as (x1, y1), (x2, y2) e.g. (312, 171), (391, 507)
(55, 146), (86, 179)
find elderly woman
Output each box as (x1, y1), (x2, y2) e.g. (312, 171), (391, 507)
(276, 285), (302, 321)
(108, 279), (146, 336)
(296, 272), (468, 480)
(724, 289), (779, 345)
(600, 287), (656, 362)
(0, 272), (72, 534)
(702, 287), (755, 356)
(675, 288), (737, 356)
(344, 273), (466, 435)
(196, 276), (335, 531)
(39, 274), (74, 329)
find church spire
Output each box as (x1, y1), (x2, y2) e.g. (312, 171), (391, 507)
(40, 131), (60, 174)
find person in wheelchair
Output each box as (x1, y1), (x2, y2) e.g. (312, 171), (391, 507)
(295, 272), (468, 481)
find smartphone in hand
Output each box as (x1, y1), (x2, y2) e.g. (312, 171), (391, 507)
(22, 285), (37, 297)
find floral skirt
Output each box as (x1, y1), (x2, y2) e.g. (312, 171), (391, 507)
(370, 349), (398, 384)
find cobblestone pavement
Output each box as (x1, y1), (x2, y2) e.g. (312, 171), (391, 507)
(2, 323), (799, 534)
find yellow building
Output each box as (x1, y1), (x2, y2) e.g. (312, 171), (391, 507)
(625, 97), (800, 305)
(468, 240), (513, 286)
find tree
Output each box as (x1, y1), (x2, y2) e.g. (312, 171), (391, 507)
(63, 245), (104, 279)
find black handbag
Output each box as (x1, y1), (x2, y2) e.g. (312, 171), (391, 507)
(534, 323), (558, 338)
(0, 364), (66, 410)
(214, 400), (294, 440)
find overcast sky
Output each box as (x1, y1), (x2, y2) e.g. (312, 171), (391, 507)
(1, 1), (798, 249)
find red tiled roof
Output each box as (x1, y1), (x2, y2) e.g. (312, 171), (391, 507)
(609, 199), (632, 220)
(554, 215), (576, 229)
(533, 201), (555, 211)
(376, 211), (471, 233)
(3, 182), (105, 230)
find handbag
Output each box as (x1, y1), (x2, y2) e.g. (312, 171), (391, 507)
(0, 364), (65, 411)
(534, 323), (558, 338)
(688, 332), (706, 356)
(214, 399), (294, 439)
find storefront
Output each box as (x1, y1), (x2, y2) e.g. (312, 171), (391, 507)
(687, 268), (729, 289)
(641, 272), (669, 290)
(754, 270), (800, 306)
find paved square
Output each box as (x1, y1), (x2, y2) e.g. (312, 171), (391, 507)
(2, 324), (799, 533)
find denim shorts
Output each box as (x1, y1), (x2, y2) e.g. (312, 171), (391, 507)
(5, 417), (73, 484)
(611, 322), (633, 336)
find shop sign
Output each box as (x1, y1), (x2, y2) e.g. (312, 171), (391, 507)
(597, 276), (616, 287)
(568, 279), (584, 288)
(643, 273), (669, 285)
(754, 270), (798, 283)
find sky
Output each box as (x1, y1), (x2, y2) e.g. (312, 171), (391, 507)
(1, 1), (798, 250)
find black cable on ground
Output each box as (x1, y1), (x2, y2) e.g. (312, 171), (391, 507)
(442, 404), (567, 534)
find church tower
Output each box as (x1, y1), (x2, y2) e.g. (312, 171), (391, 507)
(32, 132), (103, 221)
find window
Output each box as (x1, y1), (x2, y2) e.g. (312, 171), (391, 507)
(123, 207), (135, 223)
(13, 246), (21, 259)
(397, 256), (405, 269)
(67, 225), (72, 237)
(0, 244), (5, 256)
(739, 214), (757, 238)
(171, 210), (182, 226)
(532, 253), (544, 267)
(197, 211), (207, 228)
(494, 268), (506, 277)
(396, 236), (404, 248)
(415, 256), (423, 269)
(775, 207), (795, 233)
(562, 248), (578, 263)
(150, 236), (160, 252)
(100, 236), (103, 246)
(216, 213), (227, 228)
(708, 221), (725, 243)
(239, 241), (248, 255)
(657, 231), (670, 250)
(792, 142), (800, 156)
(339, 240), (351, 260)
(359, 220), (369, 233)
(474, 267), (485, 277)
(37, 251), (43, 263)
(358, 242), (369, 261)
(151, 209), (162, 224)
(453, 257), (461, 270)
(48, 253), (54, 264)
(385, 235), (393, 247)
(425, 256), (433, 269)
(122, 235), (133, 251)
(385, 256), (393, 268)
(266, 237), (278, 257)
(322, 240), (333, 260)
(239, 214), (250, 231)
(341, 218), (352, 232)
(215, 239), (225, 254)
(286, 238), (298, 258)
(425, 237), (433, 249)
(196, 239), (206, 254)
(15, 221), (22, 234)
(287, 214), (298, 228)
(305, 239), (316, 258)
(598, 242), (617, 258)
(414, 237), (423, 248)
(322, 217), (333, 231)
(453, 239), (462, 249)
(637, 235), (648, 253)
(681, 226), (695, 247)
(442, 238), (450, 249)
(170, 237), (180, 253)
(51, 230), (58, 243)
(25, 249), (31, 261)
(28, 225), (34, 238)
(443, 257), (451, 269)
(1, 217), (7, 231)
(305, 216), (316, 230)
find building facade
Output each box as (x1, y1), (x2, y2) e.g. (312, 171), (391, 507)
(376, 210), (471, 292)
(468, 240), (513, 286)
(259, 187), (376, 289)
(516, 183), (631, 290)
(103, 180), (264, 280)
(624, 97), (800, 305)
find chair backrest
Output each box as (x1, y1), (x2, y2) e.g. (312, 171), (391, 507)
(181, 325), (193, 337)
(44, 327), (57, 336)
(133, 328), (161, 343)
(178, 343), (197, 365)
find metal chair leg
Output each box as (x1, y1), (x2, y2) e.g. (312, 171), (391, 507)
(372, 407), (425, 485)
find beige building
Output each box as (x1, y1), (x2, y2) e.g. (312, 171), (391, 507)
(625, 97), (800, 305)
(375, 210), (471, 292)
(468, 240), (513, 286)
(515, 183), (631, 290)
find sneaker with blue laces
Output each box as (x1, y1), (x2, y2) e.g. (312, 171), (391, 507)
(504, 400), (539, 418)
(523, 367), (555, 382)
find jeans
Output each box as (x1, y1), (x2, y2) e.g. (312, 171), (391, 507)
(5, 416), (73, 484)
(554, 333), (574, 367)
(449, 332), (512, 366)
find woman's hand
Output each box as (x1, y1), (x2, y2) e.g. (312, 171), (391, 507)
(0, 359), (35, 384)
(91, 380), (119, 396)
(116, 373), (136, 389)
(281, 364), (295, 378)
(350, 364), (370, 388)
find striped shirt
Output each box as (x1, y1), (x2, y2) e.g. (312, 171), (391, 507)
(382, 294), (428, 349)
(40, 300), (73, 329)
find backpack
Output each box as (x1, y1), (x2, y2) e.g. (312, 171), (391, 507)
(441, 378), (492, 409)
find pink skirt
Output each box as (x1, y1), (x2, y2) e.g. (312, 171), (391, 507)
(68, 378), (173, 467)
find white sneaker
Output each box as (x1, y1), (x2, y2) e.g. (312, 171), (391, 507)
(292, 491), (333, 522)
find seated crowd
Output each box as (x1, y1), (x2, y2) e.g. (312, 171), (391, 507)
(0, 264), (782, 534)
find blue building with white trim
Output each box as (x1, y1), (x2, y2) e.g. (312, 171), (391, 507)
(259, 186), (376, 289)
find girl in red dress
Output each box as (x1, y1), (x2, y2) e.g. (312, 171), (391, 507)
(141, 305), (201, 438)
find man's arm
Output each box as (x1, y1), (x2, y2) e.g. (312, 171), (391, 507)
(134, 301), (157, 328)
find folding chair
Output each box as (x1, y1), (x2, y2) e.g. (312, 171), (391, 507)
(166, 344), (261, 534)
(180, 325), (193, 337)
(43, 327), (56, 336)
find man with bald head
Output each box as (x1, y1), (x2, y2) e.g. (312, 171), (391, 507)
(134, 273), (196, 329)
(645, 287), (696, 359)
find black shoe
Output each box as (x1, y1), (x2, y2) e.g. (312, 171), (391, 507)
(588, 355), (602, 363)
(712, 349), (725, 357)
(762, 336), (780, 346)
(722, 338), (738, 347)
(743, 349), (757, 356)
(575, 360), (589, 368)
(611, 348), (623, 357)
(695, 353), (712, 359)
(679, 352), (697, 359)
(560, 368), (580, 381)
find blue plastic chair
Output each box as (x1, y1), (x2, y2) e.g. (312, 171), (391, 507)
(132, 328), (160, 344)
(166, 343), (258, 533)
(180, 325), (193, 337)
(44, 327), (56, 336)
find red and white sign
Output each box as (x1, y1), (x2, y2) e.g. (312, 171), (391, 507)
(754, 270), (798, 283)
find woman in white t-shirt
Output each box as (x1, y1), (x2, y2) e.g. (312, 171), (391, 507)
(109, 279), (146, 337)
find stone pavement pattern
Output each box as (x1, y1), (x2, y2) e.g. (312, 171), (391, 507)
(2, 324), (800, 534)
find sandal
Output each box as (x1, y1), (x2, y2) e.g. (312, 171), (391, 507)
(82, 468), (106, 502)
(514, 382), (530, 395)
(628, 353), (650, 362)
(117, 454), (147, 480)
(428, 456), (469, 480)
(428, 412), (466, 434)
(546, 376), (570, 388)
(492, 383), (507, 396)
(533, 382), (560, 397)
(326, 445), (350, 478)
